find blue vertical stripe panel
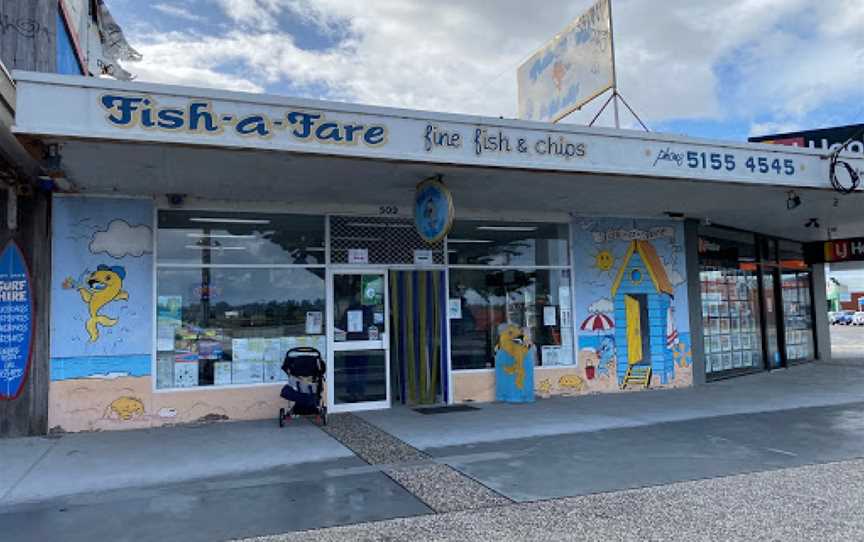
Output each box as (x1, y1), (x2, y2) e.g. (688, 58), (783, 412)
(439, 270), (448, 402)
(56, 10), (83, 75)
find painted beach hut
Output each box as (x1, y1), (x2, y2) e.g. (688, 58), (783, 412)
(610, 240), (675, 388)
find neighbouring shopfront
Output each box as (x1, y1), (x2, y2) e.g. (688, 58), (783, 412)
(698, 226), (816, 380)
(11, 72), (844, 433)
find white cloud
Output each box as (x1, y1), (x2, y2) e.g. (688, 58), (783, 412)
(122, 0), (864, 131)
(89, 220), (153, 259)
(152, 4), (203, 22)
(588, 298), (614, 314)
(667, 269), (686, 287)
(748, 121), (804, 139)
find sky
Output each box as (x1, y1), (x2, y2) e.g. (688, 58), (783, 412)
(105, 0), (864, 142)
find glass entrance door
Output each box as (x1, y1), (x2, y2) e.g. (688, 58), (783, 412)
(328, 271), (390, 412)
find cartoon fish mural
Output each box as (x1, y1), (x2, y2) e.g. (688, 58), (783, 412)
(106, 396), (145, 421)
(558, 374), (585, 392)
(495, 323), (536, 403)
(74, 264), (129, 342)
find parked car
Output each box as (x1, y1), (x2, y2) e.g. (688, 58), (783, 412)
(836, 310), (856, 325)
(829, 311), (840, 324)
(853, 312), (864, 326)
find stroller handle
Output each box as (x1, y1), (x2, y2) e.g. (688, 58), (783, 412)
(286, 346), (321, 356)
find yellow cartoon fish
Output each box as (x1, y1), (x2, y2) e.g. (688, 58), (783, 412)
(106, 396), (145, 421)
(559, 374), (585, 391)
(497, 324), (532, 390)
(78, 264), (128, 342)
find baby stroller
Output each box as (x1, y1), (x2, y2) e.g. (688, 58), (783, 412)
(278, 347), (327, 427)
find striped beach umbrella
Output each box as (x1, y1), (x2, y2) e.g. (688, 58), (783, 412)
(580, 312), (614, 332)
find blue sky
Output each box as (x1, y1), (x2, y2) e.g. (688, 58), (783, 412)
(106, 0), (862, 143)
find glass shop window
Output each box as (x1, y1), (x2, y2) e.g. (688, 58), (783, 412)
(155, 211), (326, 389)
(448, 269), (574, 370)
(157, 211), (325, 265)
(779, 241), (815, 362)
(698, 228), (764, 376)
(447, 221), (570, 266)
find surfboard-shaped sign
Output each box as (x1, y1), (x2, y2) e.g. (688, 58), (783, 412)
(0, 241), (33, 400)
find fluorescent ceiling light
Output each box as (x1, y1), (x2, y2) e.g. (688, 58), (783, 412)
(184, 245), (247, 251)
(476, 226), (538, 232)
(345, 222), (412, 229)
(332, 236), (383, 242)
(189, 217), (271, 225)
(186, 233), (257, 239)
(305, 247), (326, 251)
(447, 239), (493, 244)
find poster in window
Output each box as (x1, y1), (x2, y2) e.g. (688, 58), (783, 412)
(173, 359), (199, 388)
(361, 275), (384, 305)
(719, 318), (730, 333)
(233, 361), (264, 384)
(732, 351), (743, 368)
(541, 345), (562, 365)
(263, 361), (287, 382)
(731, 333), (741, 351)
(708, 302), (719, 317)
(305, 311), (323, 335)
(543, 305), (558, 326)
(156, 354), (174, 389)
(710, 335), (721, 353)
(214, 361), (232, 385)
(347, 310), (364, 333)
(722, 353), (732, 370)
(708, 318), (720, 335)
(720, 334), (731, 352)
(448, 298), (463, 319)
(348, 248), (369, 264)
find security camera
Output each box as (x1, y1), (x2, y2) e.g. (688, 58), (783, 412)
(167, 193), (186, 207)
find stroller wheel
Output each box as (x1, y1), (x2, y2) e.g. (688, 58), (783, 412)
(278, 407), (285, 428)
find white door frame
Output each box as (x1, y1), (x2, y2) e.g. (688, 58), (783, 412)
(326, 268), (391, 413)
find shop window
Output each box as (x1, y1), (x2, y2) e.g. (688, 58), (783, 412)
(157, 211), (325, 265)
(447, 221), (569, 267)
(698, 228), (764, 375)
(448, 268), (573, 370)
(156, 211), (326, 389)
(779, 241), (815, 362)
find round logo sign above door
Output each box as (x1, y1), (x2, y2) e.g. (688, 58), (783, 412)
(414, 176), (454, 244)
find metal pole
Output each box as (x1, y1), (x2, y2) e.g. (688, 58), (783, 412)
(607, 0), (620, 129)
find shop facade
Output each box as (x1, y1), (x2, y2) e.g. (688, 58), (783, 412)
(10, 72), (850, 433)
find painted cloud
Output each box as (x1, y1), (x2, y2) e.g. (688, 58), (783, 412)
(89, 220), (153, 259)
(588, 298), (614, 314)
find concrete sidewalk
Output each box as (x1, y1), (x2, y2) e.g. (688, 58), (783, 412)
(0, 419), (354, 506)
(359, 360), (864, 449)
(2, 360), (863, 508)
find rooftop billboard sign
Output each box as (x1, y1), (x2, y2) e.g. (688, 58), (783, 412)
(517, 0), (614, 123)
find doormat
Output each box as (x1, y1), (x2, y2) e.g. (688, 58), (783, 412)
(413, 404), (479, 415)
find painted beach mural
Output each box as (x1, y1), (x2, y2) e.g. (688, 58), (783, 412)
(572, 218), (692, 392)
(49, 196), (294, 431)
(49, 196), (155, 430)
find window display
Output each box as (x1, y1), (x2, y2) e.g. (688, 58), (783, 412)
(156, 211), (326, 389)
(780, 242), (815, 362)
(448, 269), (573, 370)
(699, 228), (764, 376)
